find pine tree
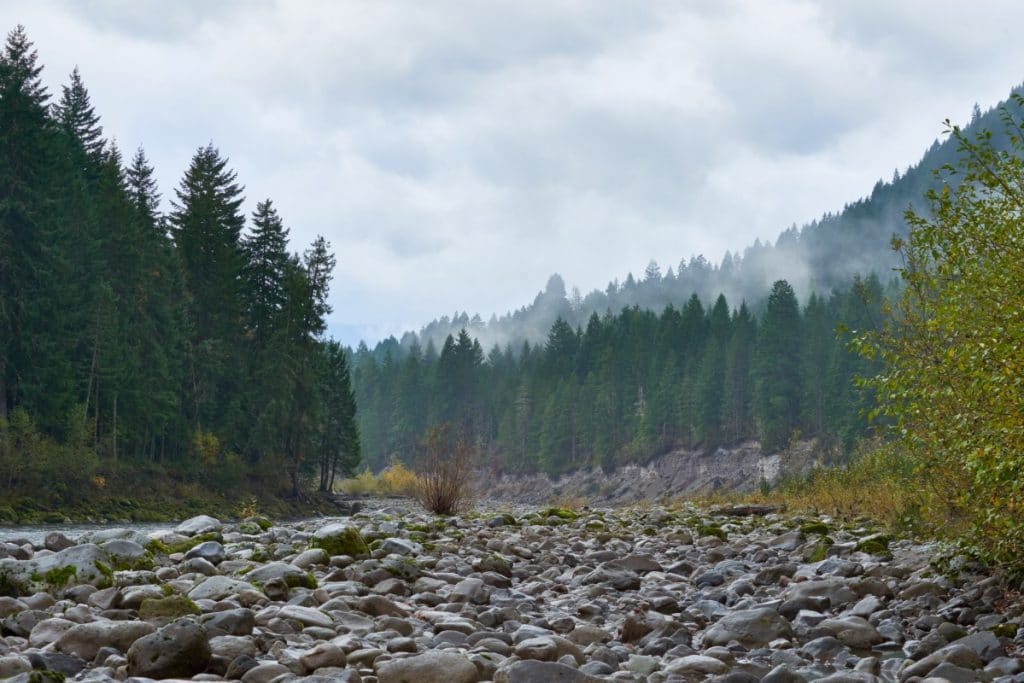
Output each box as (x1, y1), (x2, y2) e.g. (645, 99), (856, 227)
(722, 302), (756, 442)
(242, 199), (290, 346)
(169, 144), (246, 436)
(754, 280), (803, 451)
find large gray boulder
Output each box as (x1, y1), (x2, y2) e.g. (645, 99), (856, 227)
(245, 561), (314, 588)
(127, 618), (211, 679)
(0, 543), (113, 595)
(702, 607), (794, 648)
(495, 660), (605, 683)
(188, 575), (257, 601)
(55, 620), (155, 660)
(176, 514), (222, 536)
(376, 650), (479, 683)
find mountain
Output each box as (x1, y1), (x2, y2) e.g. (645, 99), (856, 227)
(350, 87), (1024, 474)
(378, 95), (1016, 357)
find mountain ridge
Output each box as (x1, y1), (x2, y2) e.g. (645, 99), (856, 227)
(363, 86), (1022, 358)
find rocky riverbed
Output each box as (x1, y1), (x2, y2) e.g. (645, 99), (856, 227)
(0, 503), (1022, 682)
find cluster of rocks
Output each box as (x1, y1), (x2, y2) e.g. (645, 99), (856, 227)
(0, 504), (1022, 682)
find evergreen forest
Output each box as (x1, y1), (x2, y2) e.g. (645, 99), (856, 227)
(353, 277), (888, 474)
(0, 27), (359, 515)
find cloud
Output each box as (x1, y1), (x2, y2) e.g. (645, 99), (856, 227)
(11, 0), (1024, 345)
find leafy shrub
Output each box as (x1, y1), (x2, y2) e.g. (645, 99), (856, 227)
(858, 104), (1024, 573)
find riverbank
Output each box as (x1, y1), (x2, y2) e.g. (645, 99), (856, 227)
(0, 483), (347, 527)
(0, 503), (1022, 682)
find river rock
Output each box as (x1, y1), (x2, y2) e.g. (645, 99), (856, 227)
(188, 575), (257, 601)
(176, 514), (222, 536)
(702, 607), (794, 647)
(184, 540), (225, 564)
(55, 619), (156, 660)
(127, 618), (211, 678)
(375, 650), (478, 683)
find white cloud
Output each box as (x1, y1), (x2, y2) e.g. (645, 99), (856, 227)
(9, 0), (1024, 344)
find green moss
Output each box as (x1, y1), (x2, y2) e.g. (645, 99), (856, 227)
(139, 594), (201, 621)
(310, 527), (369, 557)
(854, 534), (892, 556)
(807, 543), (830, 563)
(161, 584), (174, 597)
(93, 561), (114, 589)
(27, 672), (66, 683)
(30, 565), (77, 590)
(147, 531), (222, 556)
(542, 507), (579, 521)
(284, 572), (318, 589)
(989, 623), (1018, 638)
(368, 539), (383, 551)
(799, 520), (830, 536)
(585, 521), (606, 531)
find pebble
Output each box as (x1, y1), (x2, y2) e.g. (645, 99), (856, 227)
(0, 506), (1018, 682)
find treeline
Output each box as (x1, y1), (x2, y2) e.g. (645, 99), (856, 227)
(411, 97), (1019, 355)
(0, 27), (359, 502)
(354, 276), (887, 474)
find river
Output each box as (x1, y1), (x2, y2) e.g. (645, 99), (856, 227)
(0, 522), (177, 545)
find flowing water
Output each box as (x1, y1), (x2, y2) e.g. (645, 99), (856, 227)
(0, 522), (177, 546)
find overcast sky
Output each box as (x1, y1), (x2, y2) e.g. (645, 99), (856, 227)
(7, 1), (1024, 345)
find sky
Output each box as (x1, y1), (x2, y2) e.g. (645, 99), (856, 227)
(6, 1), (1024, 346)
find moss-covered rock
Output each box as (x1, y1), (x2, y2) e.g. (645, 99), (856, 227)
(139, 594), (201, 621)
(855, 534), (893, 556)
(806, 543), (830, 563)
(310, 523), (369, 557)
(989, 623), (1018, 638)
(29, 565), (77, 591)
(542, 507), (580, 521)
(799, 520), (830, 536)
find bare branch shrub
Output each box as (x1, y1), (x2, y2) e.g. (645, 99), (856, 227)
(414, 423), (475, 515)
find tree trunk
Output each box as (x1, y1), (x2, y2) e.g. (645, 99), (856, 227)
(0, 357), (7, 421)
(82, 347), (97, 427)
(112, 393), (118, 464)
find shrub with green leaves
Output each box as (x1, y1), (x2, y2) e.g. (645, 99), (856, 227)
(858, 99), (1024, 573)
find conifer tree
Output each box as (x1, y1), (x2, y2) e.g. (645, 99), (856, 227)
(754, 280), (803, 451)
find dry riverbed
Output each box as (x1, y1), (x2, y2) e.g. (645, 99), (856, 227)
(0, 502), (1022, 682)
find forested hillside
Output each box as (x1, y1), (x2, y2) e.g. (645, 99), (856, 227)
(355, 276), (889, 473)
(406, 100), (1014, 355)
(353, 88), (1024, 475)
(0, 27), (360, 511)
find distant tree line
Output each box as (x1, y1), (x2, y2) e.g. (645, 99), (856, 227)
(354, 276), (888, 474)
(410, 92), (1019, 356)
(0, 27), (359, 502)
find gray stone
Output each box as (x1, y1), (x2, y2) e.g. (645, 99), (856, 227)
(127, 618), (211, 679)
(200, 607), (255, 637)
(665, 654), (730, 676)
(188, 575), (257, 601)
(43, 532), (75, 552)
(176, 514), (222, 536)
(184, 540), (225, 564)
(376, 650), (479, 683)
(28, 651), (87, 677)
(381, 538), (422, 556)
(496, 659), (604, 683)
(56, 620), (156, 660)
(0, 655), (31, 679)
(702, 607), (793, 648)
